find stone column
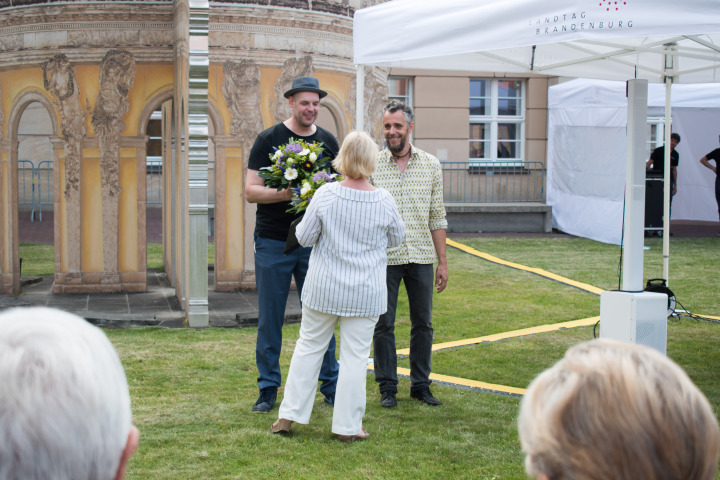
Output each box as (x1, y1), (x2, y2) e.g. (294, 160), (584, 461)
(41, 54), (86, 279)
(91, 49), (136, 282)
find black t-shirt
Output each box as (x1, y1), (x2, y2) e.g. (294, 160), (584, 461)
(705, 148), (720, 176)
(649, 145), (679, 175)
(247, 122), (339, 240)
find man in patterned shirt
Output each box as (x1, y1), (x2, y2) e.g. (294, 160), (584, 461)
(372, 100), (448, 408)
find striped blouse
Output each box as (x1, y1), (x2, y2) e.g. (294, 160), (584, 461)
(295, 181), (405, 317)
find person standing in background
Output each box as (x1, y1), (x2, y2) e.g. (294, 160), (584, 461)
(271, 131), (404, 442)
(646, 132), (681, 221)
(700, 134), (720, 236)
(371, 100), (448, 409)
(245, 76), (339, 413)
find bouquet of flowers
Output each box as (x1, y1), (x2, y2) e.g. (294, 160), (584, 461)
(257, 137), (341, 214)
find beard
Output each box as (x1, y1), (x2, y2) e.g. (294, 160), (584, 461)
(387, 135), (407, 155)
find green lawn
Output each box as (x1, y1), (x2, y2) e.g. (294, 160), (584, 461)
(17, 235), (720, 479)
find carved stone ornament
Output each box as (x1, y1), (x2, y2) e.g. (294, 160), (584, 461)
(91, 49), (136, 198)
(364, 66), (389, 146)
(222, 60), (264, 140)
(272, 56), (314, 125)
(91, 49), (135, 275)
(41, 53), (86, 196)
(346, 66), (389, 145)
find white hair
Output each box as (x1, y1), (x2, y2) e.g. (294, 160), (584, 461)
(0, 307), (132, 480)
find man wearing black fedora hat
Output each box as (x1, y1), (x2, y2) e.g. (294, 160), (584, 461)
(245, 76), (340, 413)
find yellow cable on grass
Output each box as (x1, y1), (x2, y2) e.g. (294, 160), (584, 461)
(446, 238), (604, 295)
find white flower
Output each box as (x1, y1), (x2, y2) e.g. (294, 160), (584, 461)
(300, 181), (312, 196)
(284, 168), (298, 181)
(273, 149), (283, 160)
(299, 148), (311, 157)
(309, 152), (317, 162)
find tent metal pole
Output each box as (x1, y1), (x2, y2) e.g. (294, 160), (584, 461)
(662, 43), (677, 284)
(622, 79), (648, 292)
(356, 65), (364, 132)
(662, 76), (672, 283)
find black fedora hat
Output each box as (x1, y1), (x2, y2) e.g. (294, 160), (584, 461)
(284, 76), (327, 99)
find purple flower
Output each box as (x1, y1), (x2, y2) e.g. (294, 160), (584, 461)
(312, 171), (331, 182)
(285, 143), (302, 154)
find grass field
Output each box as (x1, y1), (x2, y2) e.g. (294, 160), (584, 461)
(16, 235), (720, 479)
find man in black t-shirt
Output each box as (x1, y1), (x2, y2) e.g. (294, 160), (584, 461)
(700, 134), (720, 235)
(646, 132), (681, 221)
(245, 77), (339, 413)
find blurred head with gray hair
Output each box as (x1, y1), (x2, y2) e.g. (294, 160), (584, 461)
(0, 307), (139, 480)
(518, 338), (720, 480)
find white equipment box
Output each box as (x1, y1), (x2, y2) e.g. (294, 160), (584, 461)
(599, 290), (668, 355)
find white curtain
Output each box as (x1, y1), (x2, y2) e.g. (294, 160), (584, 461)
(547, 79), (720, 244)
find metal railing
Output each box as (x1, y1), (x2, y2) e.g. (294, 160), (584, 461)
(17, 160), (36, 220)
(146, 159), (215, 207)
(442, 161), (546, 203)
(17, 160), (53, 221)
(147, 162), (163, 205)
(36, 160), (53, 221)
(17, 158), (217, 222)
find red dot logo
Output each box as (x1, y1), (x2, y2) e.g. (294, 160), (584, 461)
(598, 0), (627, 11)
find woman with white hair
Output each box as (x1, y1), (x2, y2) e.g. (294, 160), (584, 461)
(518, 338), (720, 480)
(0, 307), (139, 480)
(270, 131), (404, 443)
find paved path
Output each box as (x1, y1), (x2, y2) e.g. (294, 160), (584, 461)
(1, 269), (301, 328)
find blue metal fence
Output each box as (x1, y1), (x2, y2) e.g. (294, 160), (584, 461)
(17, 160), (36, 220)
(36, 160), (53, 221)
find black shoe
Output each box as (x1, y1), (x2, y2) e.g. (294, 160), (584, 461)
(252, 387), (277, 413)
(380, 391), (397, 408)
(410, 388), (442, 406)
(323, 392), (335, 406)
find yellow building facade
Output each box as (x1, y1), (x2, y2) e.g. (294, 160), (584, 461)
(0, 0), (387, 301)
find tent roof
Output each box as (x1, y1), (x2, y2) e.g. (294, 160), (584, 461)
(353, 0), (720, 83)
(549, 78), (720, 108)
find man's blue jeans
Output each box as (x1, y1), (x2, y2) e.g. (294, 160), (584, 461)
(254, 236), (338, 395)
(373, 263), (434, 394)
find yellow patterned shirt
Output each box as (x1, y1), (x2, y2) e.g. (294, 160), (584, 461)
(372, 144), (447, 266)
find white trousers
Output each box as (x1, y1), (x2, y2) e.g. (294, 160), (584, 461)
(278, 305), (377, 436)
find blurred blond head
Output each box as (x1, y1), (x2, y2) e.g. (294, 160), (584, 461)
(518, 339), (720, 480)
(332, 130), (378, 180)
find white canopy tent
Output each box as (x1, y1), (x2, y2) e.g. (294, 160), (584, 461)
(354, 0), (720, 290)
(354, 0), (720, 83)
(548, 78), (720, 245)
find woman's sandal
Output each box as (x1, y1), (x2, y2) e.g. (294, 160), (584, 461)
(337, 429), (369, 443)
(270, 418), (293, 435)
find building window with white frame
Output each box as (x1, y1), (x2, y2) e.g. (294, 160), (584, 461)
(469, 79), (524, 164)
(646, 117), (667, 159)
(387, 76), (413, 108)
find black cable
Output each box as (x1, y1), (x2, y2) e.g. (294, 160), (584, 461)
(674, 300), (720, 324)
